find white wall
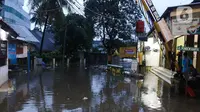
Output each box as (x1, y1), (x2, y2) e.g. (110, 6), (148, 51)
(16, 46), (27, 58)
(0, 35), (9, 86)
(144, 37), (160, 67)
(0, 65), (8, 86)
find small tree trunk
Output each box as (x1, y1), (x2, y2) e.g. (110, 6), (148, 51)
(107, 48), (112, 64)
(39, 14), (49, 56)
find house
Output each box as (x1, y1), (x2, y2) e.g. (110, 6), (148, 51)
(161, 1), (200, 71)
(0, 19), (18, 86)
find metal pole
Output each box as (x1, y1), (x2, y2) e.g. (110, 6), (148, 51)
(27, 45), (31, 73)
(39, 14), (49, 56)
(62, 29), (67, 67)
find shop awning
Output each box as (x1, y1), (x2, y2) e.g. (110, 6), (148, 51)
(8, 24), (39, 43)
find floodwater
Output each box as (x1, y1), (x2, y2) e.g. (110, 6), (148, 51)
(0, 64), (200, 112)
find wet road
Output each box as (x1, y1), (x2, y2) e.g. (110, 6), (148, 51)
(0, 65), (200, 112)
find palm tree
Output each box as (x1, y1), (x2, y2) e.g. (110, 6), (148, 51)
(29, 0), (74, 56)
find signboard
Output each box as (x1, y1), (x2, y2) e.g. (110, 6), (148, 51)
(157, 19), (173, 42)
(119, 47), (137, 58)
(0, 41), (7, 58)
(145, 0), (160, 22)
(137, 33), (148, 41)
(8, 44), (17, 64)
(177, 46), (199, 51)
(172, 18), (200, 36)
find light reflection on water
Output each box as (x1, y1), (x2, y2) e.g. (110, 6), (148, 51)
(0, 66), (200, 112)
(141, 73), (162, 110)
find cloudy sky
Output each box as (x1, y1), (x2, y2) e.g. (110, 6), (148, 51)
(152, 0), (193, 15)
(23, 0), (84, 14)
(23, 0), (193, 15)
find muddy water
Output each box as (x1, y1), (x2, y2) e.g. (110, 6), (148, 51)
(0, 65), (200, 112)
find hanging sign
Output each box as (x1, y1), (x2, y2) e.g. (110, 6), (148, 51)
(172, 18), (200, 36)
(136, 20), (145, 33)
(145, 0), (160, 22)
(119, 47), (137, 58)
(177, 46), (200, 51)
(157, 19), (173, 42)
(137, 33), (147, 41)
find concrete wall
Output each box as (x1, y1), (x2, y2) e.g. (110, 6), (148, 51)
(0, 65), (8, 86)
(144, 37), (160, 67)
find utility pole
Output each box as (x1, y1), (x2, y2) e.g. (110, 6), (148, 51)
(62, 28), (67, 67)
(39, 14), (49, 56)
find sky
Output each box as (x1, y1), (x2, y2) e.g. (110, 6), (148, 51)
(151, 0), (193, 15)
(22, 0), (193, 30)
(23, 0), (84, 14)
(23, 0), (193, 16)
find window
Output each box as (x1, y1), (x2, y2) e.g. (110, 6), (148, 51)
(3, 5), (29, 22)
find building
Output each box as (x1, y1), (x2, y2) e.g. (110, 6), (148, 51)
(0, 0), (39, 67)
(162, 1), (200, 71)
(2, 0), (30, 28)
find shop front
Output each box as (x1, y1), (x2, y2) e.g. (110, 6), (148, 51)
(0, 19), (18, 86)
(161, 2), (200, 72)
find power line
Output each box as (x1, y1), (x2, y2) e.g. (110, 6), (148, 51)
(29, 1), (82, 14)
(64, 0), (84, 15)
(28, 0), (127, 21)
(73, 0), (126, 21)
(72, 0), (85, 10)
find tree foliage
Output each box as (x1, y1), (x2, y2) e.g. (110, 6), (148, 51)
(54, 13), (95, 57)
(84, 0), (141, 54)
(29, 0), (74, 27)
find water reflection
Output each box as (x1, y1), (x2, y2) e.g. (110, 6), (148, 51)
(141, 73), (162, 110)
(0, 65), (200, 112)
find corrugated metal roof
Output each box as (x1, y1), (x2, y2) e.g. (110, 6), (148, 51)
(30, 29), (56, 52)
(0, 19), (18, 37)
(8, 24), (39, 43)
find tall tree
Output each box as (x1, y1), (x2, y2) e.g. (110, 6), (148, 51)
(54, 13), (95, 58)
(29, 0), (74, 56)
(84, 0), (141, 63)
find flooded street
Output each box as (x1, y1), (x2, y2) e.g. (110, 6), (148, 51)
(0, 65), (200, 112)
